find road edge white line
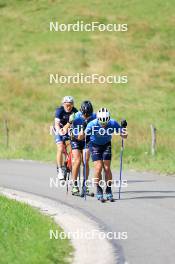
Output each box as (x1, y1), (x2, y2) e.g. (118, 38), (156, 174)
(0, 187), (117, 264)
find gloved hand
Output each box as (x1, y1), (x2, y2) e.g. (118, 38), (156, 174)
(121, 119), (127, 128)
(69, 113), (76, 124)
(82, 120), (88, 130)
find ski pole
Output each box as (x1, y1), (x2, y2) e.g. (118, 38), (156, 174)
(66, 145), (70, 195)
(78, 169), (81, 190)
(66, 170), (69, 195)
(119, 138), (124, 200)
(83, 134), (87, 200)
(119, 119), (127, 199)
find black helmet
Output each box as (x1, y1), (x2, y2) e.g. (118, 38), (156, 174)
(80, 101), (93, 116)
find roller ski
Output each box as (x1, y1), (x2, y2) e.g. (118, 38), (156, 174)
(57, 166), (65, 181)
(80, 186), (94, 198)
(106, 192), (114, 202)
(71, 185), (80, 196)
(96, 193), (105, 203)
(96, 185), (105, 202)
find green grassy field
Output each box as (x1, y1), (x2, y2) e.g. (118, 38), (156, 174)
(0, 0), (174, 174)
(0, 195), (73, 264)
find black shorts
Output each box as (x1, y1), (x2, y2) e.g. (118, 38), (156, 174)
(90, 142), (112, 161)
(71, 140), (90, 151)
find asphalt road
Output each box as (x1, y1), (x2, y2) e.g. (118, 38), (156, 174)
(0, 160), (175, 264)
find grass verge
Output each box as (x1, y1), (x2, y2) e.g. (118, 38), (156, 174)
(0, 195), (73, 264)
(0, 0), (174, 174)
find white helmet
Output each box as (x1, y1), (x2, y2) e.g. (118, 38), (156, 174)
(62, 96), (74, 104)
(97, 108), (110, 124)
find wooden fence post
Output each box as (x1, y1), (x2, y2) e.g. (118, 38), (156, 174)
(4, 119), (9, 148)
(150, 124), (156, 155)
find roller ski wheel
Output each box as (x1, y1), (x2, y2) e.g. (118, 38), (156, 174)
(80, 193), (95, 198)
(99, 197), (105, 203)
(80, 188), (94, 198)
(72, 192), (80, 196)
(106, 193), (114, 202)
(108, 197), (115, 202)
(72, 186), (80, 196)
(96, 194), (105, 203)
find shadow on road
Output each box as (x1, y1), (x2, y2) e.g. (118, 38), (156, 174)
(126, 180), (156, 183)
(113, 190), (175, 200)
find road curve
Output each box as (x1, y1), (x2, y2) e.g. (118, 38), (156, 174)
(0, 160), (175, 264)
